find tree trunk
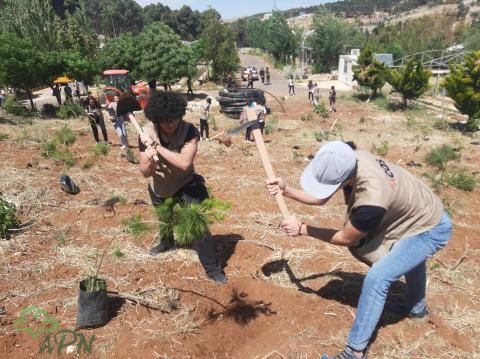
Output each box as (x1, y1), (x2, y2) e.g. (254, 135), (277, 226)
(403, 96), (408, 108)
(27, 91), (36, 111)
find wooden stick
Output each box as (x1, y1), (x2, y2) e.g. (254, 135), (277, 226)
(210, 131), (225, 140)
(107, 291), (171, 313)
(126, 113), (160, 162)
(247, 107), (290, 220)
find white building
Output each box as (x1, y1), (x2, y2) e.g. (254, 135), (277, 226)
(338, 49), (393, 87)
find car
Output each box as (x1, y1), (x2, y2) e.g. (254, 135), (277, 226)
(241, 66), (259, 81)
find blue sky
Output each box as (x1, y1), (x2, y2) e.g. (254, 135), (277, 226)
(136, 1), (330, 20)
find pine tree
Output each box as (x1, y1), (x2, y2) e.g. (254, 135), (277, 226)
(442, 50), (480, 131)
(389, 59), (431, 107)
(353, 48), (389, 97)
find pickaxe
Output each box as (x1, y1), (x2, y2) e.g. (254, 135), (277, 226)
(116, 93), (160, 162)
(217, 107), (290, 220)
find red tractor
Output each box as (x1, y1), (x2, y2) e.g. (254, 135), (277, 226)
(102, 69), (150, 108)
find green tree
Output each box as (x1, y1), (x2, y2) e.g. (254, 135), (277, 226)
(0, 33), (47, 110)
(389, 59), (431, 107)
(0, 0), (57, 51)
(310, 8), (364, 71)
(263, 11), (298, 64)
(98, 32), (139, 78)
(64, 52), (99, 89)
(201, 17), (240, 81)
(353, 48), (389, 97)
(245, 17), (266, 49)
(462, 23), (480, 51)
(442, 50), (480, 131)
(137, 23), (186, 83)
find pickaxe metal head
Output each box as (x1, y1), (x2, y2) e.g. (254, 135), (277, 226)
(216, 119), (259, 147)
(117, 93), (142, 117)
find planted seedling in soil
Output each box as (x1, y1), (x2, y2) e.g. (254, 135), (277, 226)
(122, 214), (149, 237)
(154, 197), (230, 247)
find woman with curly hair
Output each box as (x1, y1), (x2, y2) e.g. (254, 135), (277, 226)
(138, 91), (227, 283)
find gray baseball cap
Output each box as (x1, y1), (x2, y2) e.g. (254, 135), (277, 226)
(300, 141), (357, 199)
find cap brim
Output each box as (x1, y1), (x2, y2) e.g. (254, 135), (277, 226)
(300, 161), (342, 200)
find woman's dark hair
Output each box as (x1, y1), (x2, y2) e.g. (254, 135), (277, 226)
(144, 91), (187, 123)
(206, 97), (212, 104)
(85, 95), (99, 108)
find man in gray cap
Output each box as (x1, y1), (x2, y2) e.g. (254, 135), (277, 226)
(266, 141), (452, 359)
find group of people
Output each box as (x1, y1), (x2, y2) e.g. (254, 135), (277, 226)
(131, 89), (452, 358)
(306, 80), (337, 112)
(259, 67), (271, 85)
(83, 94), (129, 149)
(52, 82), (84, 106)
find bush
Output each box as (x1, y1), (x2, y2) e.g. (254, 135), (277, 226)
(313, 103), (329, 118)
(57, 103), (84, 119)
(371, 141), (389, 156)
(55, 125), (76, 146)
(447, 171), (477, 192)
(264, 118), (278, 134)
(301, 113), (313, 121)
(0, 133), (9, 141)
(425, 145), (460, 173)
(93, 143), (109, 157)
(122, 214), (149, 237)
(0, 195), (19, 239)
(154, 197), (230, 247)
(3, 96), (31, 117)
(40, 140), (58, 158)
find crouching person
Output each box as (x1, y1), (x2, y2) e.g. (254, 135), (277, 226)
(138, 91), (227, 283)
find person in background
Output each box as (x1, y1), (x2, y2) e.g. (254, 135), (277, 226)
(52, 84), (62, 105)
(148, 79), (157, 92)
(313, 83), (321, 106)
(265, 67), (271, 85)
(200, 97), (211, 141)
(84, 95), (109, 144)
(259, 67), (265, 85)
(288, 76), (295, 95)
(266, 141), (452, 359)
(138, 91), (227, 283)
(242, 99), (266, 142)
(329, 85), (337, 113)
(186, 77), (194, 96)
(246, 71), (254, 89)
(106, 95), (129, 149)
(308, 80), (314, 103)
(0, 89), (6, 107)
(64, 85), (74, 103)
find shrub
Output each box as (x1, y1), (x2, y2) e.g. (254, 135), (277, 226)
(425, 145), (460, 174)
(3, 96), (31, 117)
(154, 197), (230, 247)
(57, 103), (84, 119)
(55, 125), (76, 147)
(40, 140), (58, 158)
(301, 113), (313, 121)
(93, 143), (109, 157)
(122, 214), (149, 237)
(313, 130), (331, 142)
(0, 195), (19, 239)
(447, 170), (477, 192)
(0, 133), (9, 141)
(313, 103), (329, 118)
(371, 141), (389, 156)
(264, 118), (279, 134)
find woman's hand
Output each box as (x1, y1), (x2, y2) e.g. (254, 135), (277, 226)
(281, 216), (303, 237)
(144, 145), (158, 162)
(266, 178), (286, 196)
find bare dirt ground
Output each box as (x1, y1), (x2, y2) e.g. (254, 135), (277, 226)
(0, 89), (479, 358)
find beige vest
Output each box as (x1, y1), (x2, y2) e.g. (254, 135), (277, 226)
(347, 150), (443, 266)
(142, 120), (195, 198)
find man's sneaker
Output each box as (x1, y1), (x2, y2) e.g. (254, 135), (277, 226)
(149, 239), (175, 255)
(328, 346), (368, 359)
(207, 271), (228, 284)
(384, 302), (429, 319)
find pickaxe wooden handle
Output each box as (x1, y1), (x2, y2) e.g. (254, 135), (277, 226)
(246, 108), (290, 220)
(126, 113), (160, 162)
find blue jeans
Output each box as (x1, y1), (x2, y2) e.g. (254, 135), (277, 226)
(114, 116), (129, 147)
(348, 211), (452, 351)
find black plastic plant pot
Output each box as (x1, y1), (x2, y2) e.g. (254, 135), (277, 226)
(76, 277), (108, 329)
